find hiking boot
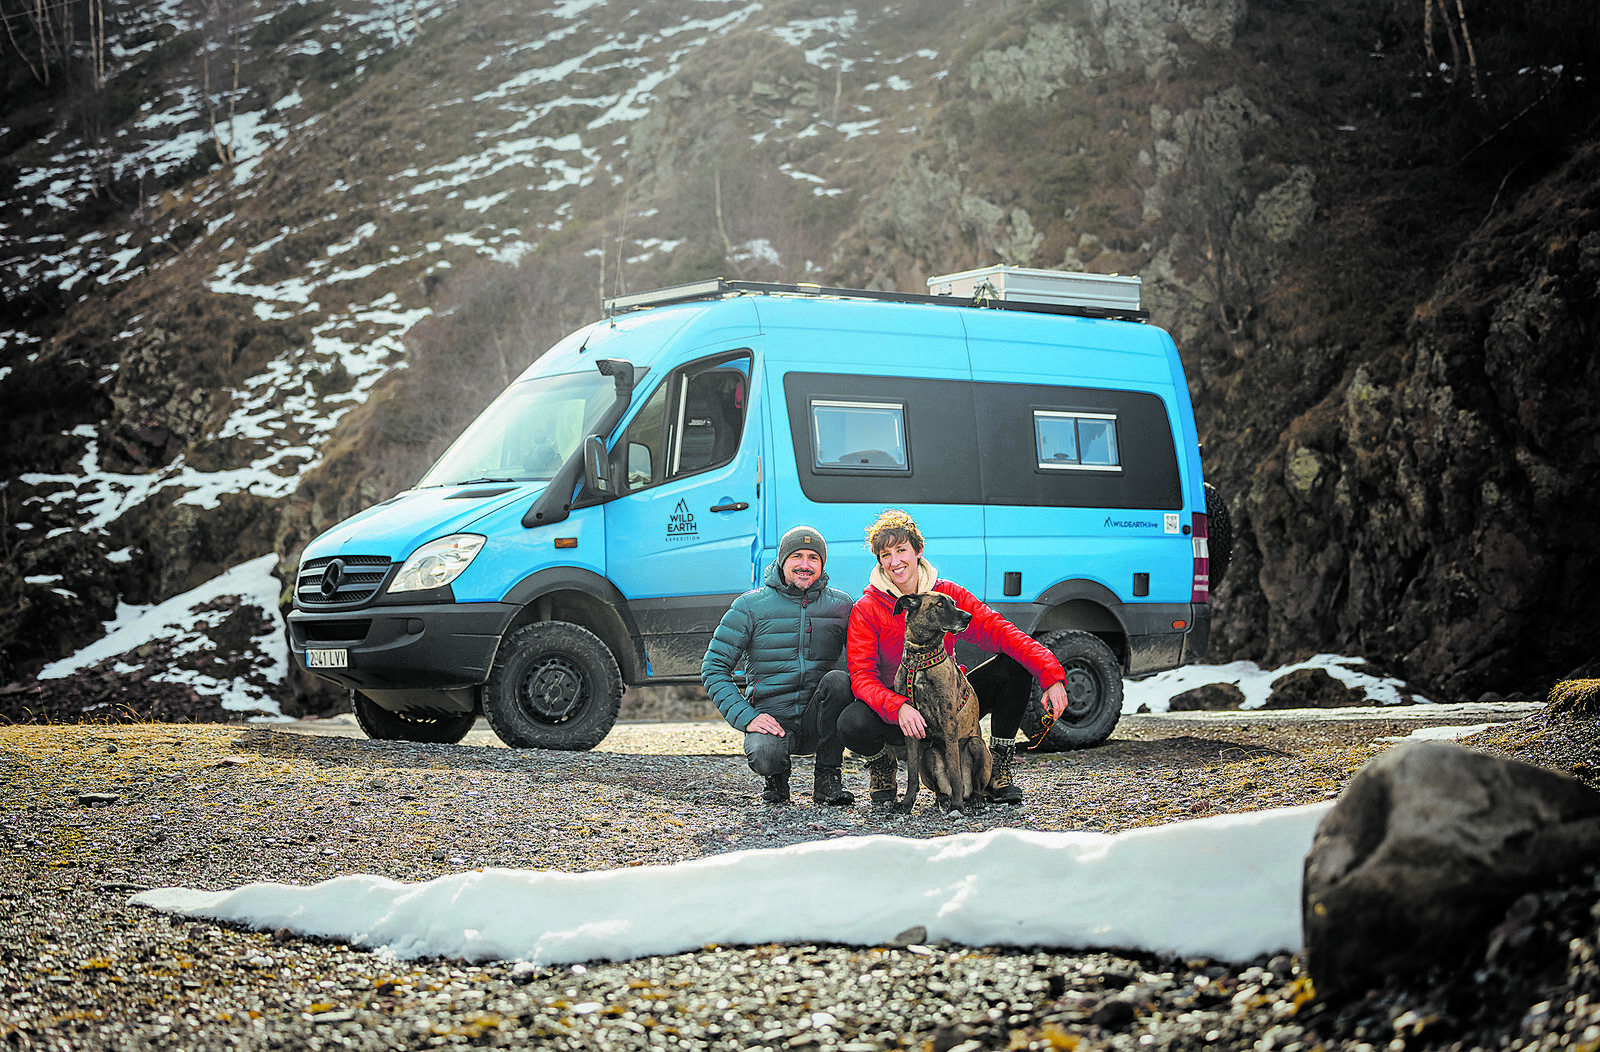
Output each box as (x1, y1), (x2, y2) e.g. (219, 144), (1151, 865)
(986, 737), (1023, 805)
(762, 770), (791, 804)
(812, 764), (855, 806)
(865, 748), (898, 808)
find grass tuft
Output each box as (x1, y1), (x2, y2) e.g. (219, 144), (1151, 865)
(1548, 680), (1600, 717)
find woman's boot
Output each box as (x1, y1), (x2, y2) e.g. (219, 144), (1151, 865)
(986, 737), (1023, 805)
(864, 747), (898, 808)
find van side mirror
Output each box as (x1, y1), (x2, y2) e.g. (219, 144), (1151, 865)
(582, 435), (613, 497)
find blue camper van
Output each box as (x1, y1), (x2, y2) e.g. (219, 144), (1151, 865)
(286, 268), (1229, 751)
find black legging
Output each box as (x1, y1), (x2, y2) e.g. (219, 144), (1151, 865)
(837, 652), (1035, 756)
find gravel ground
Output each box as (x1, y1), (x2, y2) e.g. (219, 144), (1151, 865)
(3, 705), (1598, 1051)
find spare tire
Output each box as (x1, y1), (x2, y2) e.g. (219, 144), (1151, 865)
(1205, 481), (1232, 588)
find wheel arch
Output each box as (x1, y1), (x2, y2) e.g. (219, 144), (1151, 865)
(501, 567), (648, 683)
(1030, 578), (1129, 670)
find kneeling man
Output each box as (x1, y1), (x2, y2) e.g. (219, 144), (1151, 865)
(702, 526), (855, 805)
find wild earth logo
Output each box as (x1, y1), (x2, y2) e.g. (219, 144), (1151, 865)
(1104, 516), (1160, 529)
(667, 499), (698, 541)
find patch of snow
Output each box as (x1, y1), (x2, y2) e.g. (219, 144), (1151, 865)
(133, 803), (1330, 965)
(1124, 654), (1431, 712)
(38, 553), (287, 718)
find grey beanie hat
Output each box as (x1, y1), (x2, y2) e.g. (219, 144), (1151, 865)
(777, 524), (827, 568)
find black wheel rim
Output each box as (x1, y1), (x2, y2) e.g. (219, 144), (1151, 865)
(1061, 661), (1102, 725)
(518, 653), (589, 723)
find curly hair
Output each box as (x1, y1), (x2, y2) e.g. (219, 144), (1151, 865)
(865, 508), (925, 557)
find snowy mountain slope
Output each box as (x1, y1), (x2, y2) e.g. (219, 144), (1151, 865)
(3, 0), (1598, 717)
(3, 0), (1068, 712)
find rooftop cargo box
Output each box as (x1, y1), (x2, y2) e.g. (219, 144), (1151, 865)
(928, 264), (1141, 314)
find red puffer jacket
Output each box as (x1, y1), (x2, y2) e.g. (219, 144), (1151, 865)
(846, 579), (1065, 722)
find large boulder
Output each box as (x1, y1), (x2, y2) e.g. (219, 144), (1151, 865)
(1302, 740), (1600, 997)
(1167, 682), (1245, 711)
(1263, 667), (1366, 709)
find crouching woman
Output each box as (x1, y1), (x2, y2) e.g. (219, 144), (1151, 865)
(841, 509), (1069, 807)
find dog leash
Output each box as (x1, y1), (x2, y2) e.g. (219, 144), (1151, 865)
(1025, 709), (1056, 750)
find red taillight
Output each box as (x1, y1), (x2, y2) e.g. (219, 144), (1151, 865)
(1191, 512), (1210, 603)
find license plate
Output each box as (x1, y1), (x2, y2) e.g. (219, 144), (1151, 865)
(306, 649), (348, 669)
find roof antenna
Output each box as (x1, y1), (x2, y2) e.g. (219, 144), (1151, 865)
(612, 184), (630, 300)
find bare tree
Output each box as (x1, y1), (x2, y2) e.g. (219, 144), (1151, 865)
(1166, 111), (1256, 340)
(714, 169), (738, 277)
(613, 185), (631, 297)
(197, 0), (243, 167)
(87, 0), (103, 88)
(1423, 0), (1484, 102)
(1, 0), (76, 87)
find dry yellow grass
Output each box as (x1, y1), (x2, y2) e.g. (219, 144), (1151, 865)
(1548, 679), (1600, 717)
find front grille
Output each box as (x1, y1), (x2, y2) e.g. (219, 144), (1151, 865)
(296, 555), (392, 607)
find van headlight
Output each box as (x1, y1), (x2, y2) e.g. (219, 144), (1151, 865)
(388, 534), (486, 593)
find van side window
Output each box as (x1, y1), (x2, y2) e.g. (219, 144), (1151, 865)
(1035, 410), (1121, 472)
(810, 399), (909, 471)
(620, 352), (751, 491)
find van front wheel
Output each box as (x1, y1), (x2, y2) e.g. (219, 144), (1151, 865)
(483, 621), (623, 750)
(1021, 631), (1124, 750)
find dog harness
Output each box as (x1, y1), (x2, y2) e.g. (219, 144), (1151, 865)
(903, 640), (1055, 750)
(899, 642), (975, 718)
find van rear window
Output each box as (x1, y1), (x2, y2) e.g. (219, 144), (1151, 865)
(809, 400), (909, 472)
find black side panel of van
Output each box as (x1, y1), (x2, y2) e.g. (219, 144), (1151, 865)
(973, 382), (1181, 509)
(784, 373), (982, 505)
(785, 373), (1181, 509)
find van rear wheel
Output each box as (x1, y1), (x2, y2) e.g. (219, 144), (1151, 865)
(1020, 631), (1124, 750)
(351, 691), (476, 745)
(483, 621), (623, 750)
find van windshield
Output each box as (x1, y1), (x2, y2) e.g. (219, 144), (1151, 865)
(416, 371), (617, 487)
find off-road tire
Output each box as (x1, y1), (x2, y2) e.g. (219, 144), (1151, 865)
(1020, 630), (1124, 750)
(1205, 481), (1232, 588)
(482, 621), (622, 750)
(351, 691), (476, 745)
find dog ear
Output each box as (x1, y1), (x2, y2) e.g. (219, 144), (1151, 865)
(893, 593), (920, 615)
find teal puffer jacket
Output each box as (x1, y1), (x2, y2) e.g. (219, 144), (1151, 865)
(701, 559), (853, 731)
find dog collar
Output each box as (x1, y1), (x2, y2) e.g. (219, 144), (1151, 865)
(900, 641), (947, 673)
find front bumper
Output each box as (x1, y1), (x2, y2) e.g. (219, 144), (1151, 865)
(286, 601), (519, 693)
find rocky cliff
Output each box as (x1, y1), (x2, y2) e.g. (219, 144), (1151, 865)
(2, 0), (1596, 710)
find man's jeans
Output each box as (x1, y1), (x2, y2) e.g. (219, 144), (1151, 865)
(744, 669), (852, 777)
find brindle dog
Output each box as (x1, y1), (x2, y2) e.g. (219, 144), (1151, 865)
(892, 592), (992, 814)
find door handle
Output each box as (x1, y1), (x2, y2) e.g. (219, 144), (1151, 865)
(710, 502), (750, 513)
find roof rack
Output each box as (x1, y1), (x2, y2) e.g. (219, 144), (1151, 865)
(602, 275), (1148, 322)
